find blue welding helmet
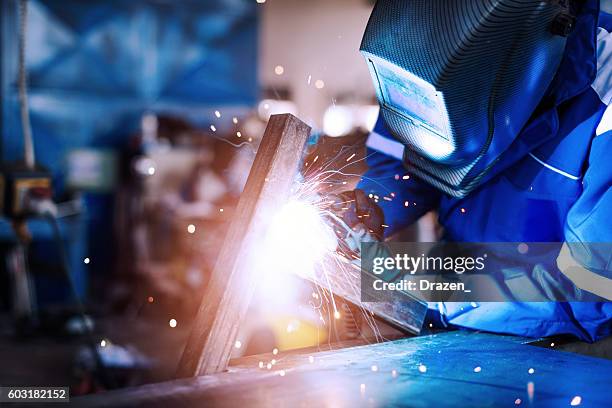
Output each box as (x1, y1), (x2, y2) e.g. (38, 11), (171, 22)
(361, 0), (577, 197)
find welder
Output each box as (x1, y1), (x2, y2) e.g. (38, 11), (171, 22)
(336, 0), (612, 341)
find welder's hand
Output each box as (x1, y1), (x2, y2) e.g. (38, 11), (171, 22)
(330, 189), (385, 240)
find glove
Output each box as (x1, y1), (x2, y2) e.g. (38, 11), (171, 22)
(327, 189), (385, 258)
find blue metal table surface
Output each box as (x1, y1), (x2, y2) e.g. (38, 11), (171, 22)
(74, 331), (612, 407)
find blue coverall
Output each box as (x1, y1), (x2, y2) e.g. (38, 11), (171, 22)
(358, 2), (612, 341)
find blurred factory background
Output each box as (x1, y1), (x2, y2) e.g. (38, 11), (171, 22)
(0, 0), (395, 393)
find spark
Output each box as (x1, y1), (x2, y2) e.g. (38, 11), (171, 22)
(234, 340), (242, 349)
(570, 396), (582, 406)
(346, 153), (356, 162)
(527, 381), (534, 402)
(309, 356), (314, 363)
(473, 366), (481, 373)
(418, 364), (427, 373)
(515, 398), (522, 405)
(147, 166), (155, 175)
(334, 310), (341, 319)
(256, 0), (266, 3)
(210, 125), (217, 132)
(237, 131), (242, 137)
(259, 361), (264, 368)
(402, 175), (410, 180)
(100, 339), (107, 347)
(219, 208), (224, 212)
(394, 174), (400, 180)
(371, 365), (378, 372)
(360, 384), (366, 395)
(550, 342), (555, 347)
(272, 348), (279, 355)
(147, 296), (154, 303)
(313, 155), (319, 163)
(307, 75), (312, 85)
(169, 318), (177, 328)
(83, 257), (90, 264)
(279, 370), (286, 376)
(391, 369), (398, 378)
(315, 79), (325, 89)
(271, 359), (276, 365)
(460, 208), (466, 213)
(248, 137), (253, 142)
(214, 110), (221, 118)
(528, 368), (535, 374)
(187, 224), (196, 234)
(233, 117), (238, 124)
(267, 363), (272, 369)
(274, 65), (285, 75)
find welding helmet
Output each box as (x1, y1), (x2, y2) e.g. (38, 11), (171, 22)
(361, 0), (578, 197)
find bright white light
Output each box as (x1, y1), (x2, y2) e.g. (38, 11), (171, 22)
(169, 318), (177, 328)
(234, 340), (242, 349)
(323, 105), (353, 137)
(570, 396), (582, 406)
(262, 199), (337, 281)
(187, 224), (196, 234)
(315, 79), (325, 89)
(274, 65), (285, 75)
(83, 257), (90, 264)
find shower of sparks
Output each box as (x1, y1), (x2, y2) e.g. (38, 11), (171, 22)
(215, 110), (221, 118)
(570, 396), (582, 406)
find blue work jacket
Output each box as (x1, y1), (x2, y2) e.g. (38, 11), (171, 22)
(358, 2), (612, 341)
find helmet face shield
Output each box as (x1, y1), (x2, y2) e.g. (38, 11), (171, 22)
(361, 0), (570, 197)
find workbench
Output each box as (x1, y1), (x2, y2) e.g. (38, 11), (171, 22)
(75, 331), (612, 407)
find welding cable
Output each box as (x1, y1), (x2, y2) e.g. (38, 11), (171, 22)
(18, 0), (35, 168)
(46, 214), (117, 390)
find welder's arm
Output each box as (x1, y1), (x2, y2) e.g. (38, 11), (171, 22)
(356, 115), (442, 238)
(558, 129), (612, 300)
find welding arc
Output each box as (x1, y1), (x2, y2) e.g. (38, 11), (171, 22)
(47, 215), (116, 389)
